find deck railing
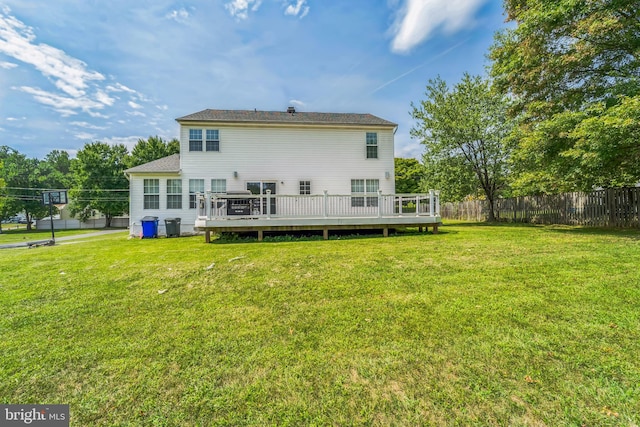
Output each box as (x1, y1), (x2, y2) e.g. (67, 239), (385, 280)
(197, 190), (440, 220)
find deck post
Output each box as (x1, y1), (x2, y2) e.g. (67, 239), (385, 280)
(416, 195), (420, 216)
(434, 191), (440, 216)
(258, 230), (263, 241)
(398, 196), (403, 216)
(378, 190), (382, 218)
(323, 190), (328, 218)
(266, 190), (271, 219)
(429, 190), (435, 216)
(323, 227), (329, 240)
(383, 227), (388, 237)
(205, 230), (211, 243)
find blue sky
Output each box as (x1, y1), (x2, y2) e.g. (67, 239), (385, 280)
(0, 0), (507, 160)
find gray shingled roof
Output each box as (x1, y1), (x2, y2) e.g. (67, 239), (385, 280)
(125, 154), (180, 174)
(176, 109), (397, 127)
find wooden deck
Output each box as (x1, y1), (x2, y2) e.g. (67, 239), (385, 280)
(195, 191), (442, 241)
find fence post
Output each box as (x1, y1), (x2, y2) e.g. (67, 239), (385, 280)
(323, 190), (328, 218)
(266, 189), (272, 219)
(429, 190), (435, 216)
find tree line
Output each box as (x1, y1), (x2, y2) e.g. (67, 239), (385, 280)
(409, 0), (639, 221)
(0, 136), (178, 230)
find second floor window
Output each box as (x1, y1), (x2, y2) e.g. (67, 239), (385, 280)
(189, 129), (203, 151)
(366, 132), (378, 159)
(206, 130), (220, 152)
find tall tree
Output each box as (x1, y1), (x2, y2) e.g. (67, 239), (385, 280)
(0, 147), (48, 229)
(490, 0), (640, 191)
(394, 158), (425, 194)
(70, 142), (130, 227)
(411, 74), (514, 221)
(129, 136), (180, 168)
(39, 150), (74, 189)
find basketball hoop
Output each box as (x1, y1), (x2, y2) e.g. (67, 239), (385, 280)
(42, 190), (68, 243)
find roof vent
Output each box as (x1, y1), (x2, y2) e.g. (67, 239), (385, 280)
(287, 106), (295, 114)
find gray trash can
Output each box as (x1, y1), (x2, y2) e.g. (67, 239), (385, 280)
(164, 217), (181, 237)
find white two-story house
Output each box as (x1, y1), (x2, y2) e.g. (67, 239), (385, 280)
(125, 107), (440, 239)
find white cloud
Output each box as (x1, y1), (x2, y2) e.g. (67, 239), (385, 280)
(166, 8), (190, 23)
(289, 99), (306, 108)
(0, 60), (17, 69)
(95, 89), (115, 106)
(390, 0), (486, 53)
(102, 135), (143, 151)
(225, 0), (263, 20)
(126, 110), (146, 117)
(70, 121), (107, 130)
(0, 6), (105, 96)
(16, 86), (105, 116)
(0, 7), (153, 121)
(74, 131), (95, 140)
(284, 0), (309, 18)
(106, 83), (137, 94)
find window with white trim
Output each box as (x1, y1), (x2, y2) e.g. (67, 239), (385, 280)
(351, 178), (379, 207)
(299, 180), (311, 195)
(366, 132), (378, 159)
(166, 179), (182, 209)
(211, 179), (226, 194)
(206, 130), (220, 152)
(189, 129), (203, 151)
(143, 179), (159, 209)
(189, 179), (204, 209)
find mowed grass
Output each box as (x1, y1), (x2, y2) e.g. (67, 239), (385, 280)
(0, 224), (639, 426)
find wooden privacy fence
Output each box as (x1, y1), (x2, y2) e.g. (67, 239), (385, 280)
(441, 188), (640, 227)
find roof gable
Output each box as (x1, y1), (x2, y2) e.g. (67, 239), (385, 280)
(176, 109), (397, 127)
(125, 154), (180, 174)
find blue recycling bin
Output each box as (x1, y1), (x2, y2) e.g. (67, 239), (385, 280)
(141, 216), (159, 238)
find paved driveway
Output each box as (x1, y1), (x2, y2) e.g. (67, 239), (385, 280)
(0, 229), (128, 249)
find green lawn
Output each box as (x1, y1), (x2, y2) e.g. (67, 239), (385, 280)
(1, 224), (638, 426)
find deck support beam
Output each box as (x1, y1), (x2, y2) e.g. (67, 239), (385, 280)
(199, 221), (442, 243)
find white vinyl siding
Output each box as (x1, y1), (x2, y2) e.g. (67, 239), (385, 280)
(178, 126), (395, 196)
